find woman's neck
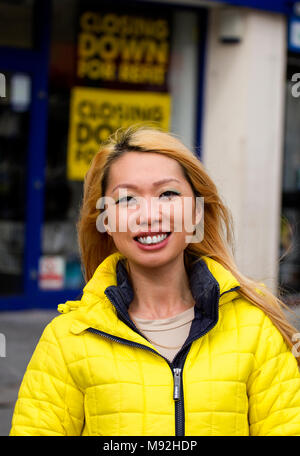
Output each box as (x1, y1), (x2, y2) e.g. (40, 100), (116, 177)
(127, 254), (195, 320)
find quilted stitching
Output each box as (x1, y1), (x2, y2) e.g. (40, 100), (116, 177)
(9, 252), (300, 436)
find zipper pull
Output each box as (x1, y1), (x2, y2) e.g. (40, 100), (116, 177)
(173, 368), (182, 401)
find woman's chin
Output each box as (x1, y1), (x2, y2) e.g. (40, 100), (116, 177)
(127, 249), (184, 270)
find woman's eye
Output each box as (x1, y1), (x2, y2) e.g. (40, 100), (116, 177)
(116, 195), (136, 205)
(160, 190), (181, 199)
(115, 191), (180, 204)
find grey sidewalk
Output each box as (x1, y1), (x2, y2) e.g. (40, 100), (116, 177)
(0, 309), (57, 436)
(0, 306), (299, 436)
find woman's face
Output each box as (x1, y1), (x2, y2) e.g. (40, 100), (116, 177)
(102, 151), (201, 269)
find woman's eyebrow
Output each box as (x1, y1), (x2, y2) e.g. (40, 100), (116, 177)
(112, 178), (181, 193)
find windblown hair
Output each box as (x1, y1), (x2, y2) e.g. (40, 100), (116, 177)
(77, 125), (300, 365)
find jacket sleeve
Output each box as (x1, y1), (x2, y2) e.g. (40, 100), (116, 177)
(247, 313), (300, 436)
(10, 320), (84, 436)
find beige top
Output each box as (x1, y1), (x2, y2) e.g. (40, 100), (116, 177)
(132, 306), (195, 363)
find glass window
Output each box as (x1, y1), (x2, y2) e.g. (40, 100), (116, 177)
(0, 71), (31, 295)
(41, 0), (84, 291)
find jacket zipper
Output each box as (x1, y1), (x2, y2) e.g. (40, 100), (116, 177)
(171, 319), (218, 435)
(173, 368), (181, 400)
(173, 366), (184, 436)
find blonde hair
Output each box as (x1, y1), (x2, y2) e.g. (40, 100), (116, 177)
(77, 125), (300, 364)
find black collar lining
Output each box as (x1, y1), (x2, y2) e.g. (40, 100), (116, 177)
(104, 257), (222, 344)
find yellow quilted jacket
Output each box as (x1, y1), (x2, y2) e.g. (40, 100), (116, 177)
(10, 252), (300, 436)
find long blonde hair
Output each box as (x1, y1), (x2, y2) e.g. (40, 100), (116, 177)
(77, 125), (299, 364)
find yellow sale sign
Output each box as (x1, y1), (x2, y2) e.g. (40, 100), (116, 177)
(67, 87), (171, 180)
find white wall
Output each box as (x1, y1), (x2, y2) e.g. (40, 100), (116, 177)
(202, 7), (286, 293)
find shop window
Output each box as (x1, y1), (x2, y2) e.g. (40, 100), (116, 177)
(0, 72), (31, 294)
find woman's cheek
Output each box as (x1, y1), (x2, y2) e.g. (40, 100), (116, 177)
(162, 200), (185, 234)
(114, 207), (140, 236)
(127, 209), (145, 234)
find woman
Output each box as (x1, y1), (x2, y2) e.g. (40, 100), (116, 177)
(10, 126), (300, 436)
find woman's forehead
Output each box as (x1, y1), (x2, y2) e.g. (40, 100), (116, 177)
(108, 151), (186, 182)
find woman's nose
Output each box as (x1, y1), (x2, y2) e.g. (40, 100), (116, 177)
(134, 196), (163, 230)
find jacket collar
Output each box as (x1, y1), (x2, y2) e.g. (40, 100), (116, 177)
(68, 251), (241, 344)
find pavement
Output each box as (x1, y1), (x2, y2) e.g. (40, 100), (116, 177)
(0, 309), (57, 436)
(0, 306), (299, 436)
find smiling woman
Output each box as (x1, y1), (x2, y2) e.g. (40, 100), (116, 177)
(10, 126), (300, 436)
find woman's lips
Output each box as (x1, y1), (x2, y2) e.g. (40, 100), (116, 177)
(133, 232), (172, 251)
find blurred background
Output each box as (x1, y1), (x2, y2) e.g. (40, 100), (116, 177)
(0, 0), (300, 435)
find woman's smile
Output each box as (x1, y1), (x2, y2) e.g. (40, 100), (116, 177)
(133, 231), (172, 250)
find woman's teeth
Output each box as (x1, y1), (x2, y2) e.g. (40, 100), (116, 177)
(136, 233), (169, 245)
